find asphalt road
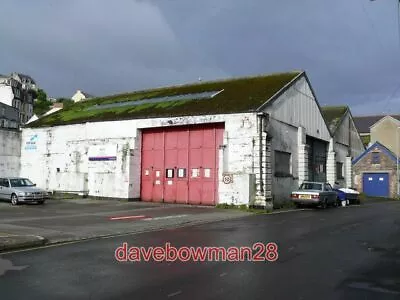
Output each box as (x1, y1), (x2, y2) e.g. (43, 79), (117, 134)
(1, 201), (400, 300)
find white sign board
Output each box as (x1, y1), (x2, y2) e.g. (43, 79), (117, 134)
(88, 144), (117, 161)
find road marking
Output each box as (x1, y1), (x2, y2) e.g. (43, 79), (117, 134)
(0, 258), (28, 276)
(109, 215), (147, 221)
(219, 272), (228, 277)
(143, 215), (188, 221)
(167, 290), (182, 298)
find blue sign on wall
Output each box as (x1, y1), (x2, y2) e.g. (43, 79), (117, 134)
(25, 134), (38, 150)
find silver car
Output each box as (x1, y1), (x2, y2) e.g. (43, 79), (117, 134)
(0, 177), (50, 205)
(291, 181), (338, 208)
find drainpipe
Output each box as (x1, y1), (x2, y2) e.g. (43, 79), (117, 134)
(258, 116), (264, 194)
(257, 112), (270, 197)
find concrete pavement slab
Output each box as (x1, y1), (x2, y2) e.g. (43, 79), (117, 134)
(0, 234), (47, 252)
(0, 199), (252, 251)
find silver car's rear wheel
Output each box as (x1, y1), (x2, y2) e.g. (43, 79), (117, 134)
(11, 194), (19, 206)
(320, 199), (327, 209)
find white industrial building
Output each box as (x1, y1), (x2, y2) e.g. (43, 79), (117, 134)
(20, 71), (365, 207)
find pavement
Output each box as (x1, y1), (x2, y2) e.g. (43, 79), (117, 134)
(0, 198), (252, 252)
(1, 200), (400, 299)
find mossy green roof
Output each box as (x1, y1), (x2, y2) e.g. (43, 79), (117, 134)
(27, 71), (302, 128)
(321, 105), (349, 134)
(361, 135), (371, 147)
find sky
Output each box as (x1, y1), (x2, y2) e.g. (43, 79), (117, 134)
(1, 0), (400, 115)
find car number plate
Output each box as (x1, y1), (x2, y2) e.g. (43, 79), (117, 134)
(299, 195), (311, 199)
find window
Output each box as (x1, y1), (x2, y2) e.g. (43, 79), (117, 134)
(336, 162), (344, 180)
(0, 178), (9, 188)
(166, 169), (174, 178)
(274, 151), (292, 177)
(325, 183), (333, 191)
(300, 182), (322, 190)
(177, 168), (186, 178)
(1, 108), (4, 116)
(372, 152), (380, 164)
(9, 178), (34, 187)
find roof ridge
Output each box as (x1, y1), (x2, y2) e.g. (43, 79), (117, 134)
(92, 70), (304, 100)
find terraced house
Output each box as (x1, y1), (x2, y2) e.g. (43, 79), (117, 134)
(21, 71), (364, 208)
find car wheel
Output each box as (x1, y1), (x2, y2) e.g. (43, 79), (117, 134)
(295, 203), (303, 209)
(11, 194), (19, 206)
(37, 200), (45, 205)
(320, 199), (327, 209)
(333, 198), (339, 208)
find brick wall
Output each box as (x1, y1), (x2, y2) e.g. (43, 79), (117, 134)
(353, 150), (397, 197)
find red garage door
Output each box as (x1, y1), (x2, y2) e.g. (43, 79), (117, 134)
(141, 124), (224, 205)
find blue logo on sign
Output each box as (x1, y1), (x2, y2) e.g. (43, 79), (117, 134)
(25, 134), (38, 150)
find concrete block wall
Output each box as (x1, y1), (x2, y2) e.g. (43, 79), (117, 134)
(21, 113), (261, 203)
(0, 128), (21, 177)
(326, 151), (336, 186)
(345, 157), (352, 188)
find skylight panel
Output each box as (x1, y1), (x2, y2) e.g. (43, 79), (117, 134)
(86, 90), (224, 111)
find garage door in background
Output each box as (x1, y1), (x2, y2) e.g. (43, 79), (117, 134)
(141, 124), (224, 205)
(362, 172), (389, 197)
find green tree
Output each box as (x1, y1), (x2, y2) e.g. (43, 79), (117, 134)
(36, 89), (47, 102)
(33, 89), (52, 116)
(57, 98), (74, 109)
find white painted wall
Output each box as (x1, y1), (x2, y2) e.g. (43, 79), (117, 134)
(21, 113), (260, 204)
(0, 85), (14, 107)
(0, 129), (21, 177)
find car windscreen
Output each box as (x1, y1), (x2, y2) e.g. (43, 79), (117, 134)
(9, 178), (34, 187)
(299, 183), (322, 190)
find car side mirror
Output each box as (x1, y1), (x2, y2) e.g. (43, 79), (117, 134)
(33, 184), (36, 186)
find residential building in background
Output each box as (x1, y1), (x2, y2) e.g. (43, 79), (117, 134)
(0, 72), (37, 125)
(353, 114), (400, 148)
(10, 72), (38, 91)
(0, 102), (19, 129)
(71, 90), (94, 102)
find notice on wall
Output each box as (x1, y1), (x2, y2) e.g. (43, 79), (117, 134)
(25, 134), (38, 151)
(191, 168), (200, 178)
(155, 171), (161, 178)
(166, 169), (174, 178)
(204, 168), (211, 178)
(178, 168), (186, 178)
(88, 144), (117, 161)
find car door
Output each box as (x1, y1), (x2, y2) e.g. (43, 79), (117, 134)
(0, 178), (10, 200)
(0, 178), (5, 199)
(324, 183), (335, 203)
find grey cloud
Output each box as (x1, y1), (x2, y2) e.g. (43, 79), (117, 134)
(1, 0), (400, 114)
